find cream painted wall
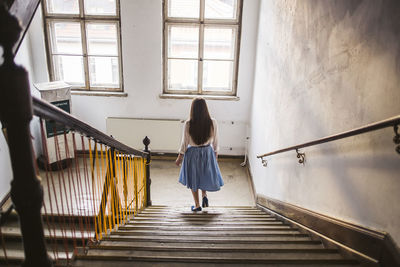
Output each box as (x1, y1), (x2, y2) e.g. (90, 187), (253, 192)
(249, 0), (400, 244)
(29, 0), (260, 155)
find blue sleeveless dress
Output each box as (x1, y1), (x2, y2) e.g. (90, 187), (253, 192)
(179, 145), (224, 192)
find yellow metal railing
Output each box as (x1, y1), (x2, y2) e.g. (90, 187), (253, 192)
(88, 141), (147, 241)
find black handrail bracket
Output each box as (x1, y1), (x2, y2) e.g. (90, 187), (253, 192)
(296, 149), (306, 165)
(394, 124), (400, 154)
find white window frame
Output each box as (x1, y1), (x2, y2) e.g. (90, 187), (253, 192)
(163, 0), (243, 96)
(42, 0), (124, 92)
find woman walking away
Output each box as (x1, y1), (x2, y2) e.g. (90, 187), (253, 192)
(175, 98), (224, 212)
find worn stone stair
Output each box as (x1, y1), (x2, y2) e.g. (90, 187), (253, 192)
(0, 210), (94, 266)
(74, 205), (359, 266)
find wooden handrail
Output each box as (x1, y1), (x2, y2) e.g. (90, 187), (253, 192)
(32, 96), (148, 157)
(257, 115), (400, 159)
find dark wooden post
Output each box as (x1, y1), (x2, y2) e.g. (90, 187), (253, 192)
(0, 5), (52, 267)
(143, 136), (152, 206)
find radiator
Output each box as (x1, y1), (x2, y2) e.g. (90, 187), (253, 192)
(106, 117), (184, 153)
(106, 117), (247, 155)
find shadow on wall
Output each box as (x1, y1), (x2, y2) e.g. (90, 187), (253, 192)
(259, 0), (400, 225)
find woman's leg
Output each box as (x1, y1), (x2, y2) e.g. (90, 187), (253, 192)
(201, 190), (209, 207)
(191, 189), (200, 208)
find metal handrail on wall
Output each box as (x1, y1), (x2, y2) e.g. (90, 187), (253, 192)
(257, 115), (400, 167)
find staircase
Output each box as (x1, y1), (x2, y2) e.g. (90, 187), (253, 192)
(74, 205), (359, 266)
(0, 209), (93, 266)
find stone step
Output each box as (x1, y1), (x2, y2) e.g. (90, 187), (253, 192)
(78, 249), (356, 263)
(118, 225), (293, 231)
(125, 221), (285, 227)
(86, 248), (342, 260)
(103, 234), (312, 243)
(136, 213), (275, 218)
(97, 240), (324, 249)
(1, 225), (94, 241)
(0, 241), (74, 264)
(131, 216), (278, 222)
(92, 244), (330, 254)
(4, 210), (95, 224)
(148, 205), (256, 209)
(140, 210), (267, 215)
(73, 259), (359, 267)
(111, 229), (302, 237)
(141, 210), (260, 214)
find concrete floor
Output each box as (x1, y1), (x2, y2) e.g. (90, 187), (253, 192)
(36, 157), (255, 217)
(150, 158), (255, 208)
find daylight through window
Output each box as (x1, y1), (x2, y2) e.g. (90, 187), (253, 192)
(164, 0), (242, 96)
(43, 0), (122, 91)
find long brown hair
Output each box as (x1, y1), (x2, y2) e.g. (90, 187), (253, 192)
(189, 98), (214, 145)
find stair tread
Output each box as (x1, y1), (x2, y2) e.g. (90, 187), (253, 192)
(1, 225), (94, 240)
(126, 221), (285, 226)
(148, 206), (256, 208)
(0, 247), (73, 260)
(97, 240), (324, 249)
(73, 259), (359, 267)
(91, 244), (332, 252)
(140, 211), (267, 214)
(136, 214), (274, 218)
(84, 250), (344, 259)
(78, 250), (355, 262)
(132, 217), (278, 222)
(103, 235), (312, 242)
(118, 225), (293, 231)
(111, 229), (302, 236)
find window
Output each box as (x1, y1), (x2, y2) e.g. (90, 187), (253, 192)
(163, 0), (242, 96)
(43, 0), (123, 92)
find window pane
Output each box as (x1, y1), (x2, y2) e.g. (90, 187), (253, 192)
(47, 0), (79, 14)
(168, 0), (200, 19)
(86, 23), (118, 56)
(53, 55), (85, 85)
(203, 60), (233, 91)
(205, 0), (237, 20)
(50, 22), (82, 54)
(84, 0), (117, 16)
(168, 25), (199, 59)
(89, 57), (120, 88)
(203, 27), (235, 60)
(168, 59), (197, 91)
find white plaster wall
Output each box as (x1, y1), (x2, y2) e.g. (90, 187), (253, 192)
(249, 0), (400, 245)
(29, 0), (260, 155)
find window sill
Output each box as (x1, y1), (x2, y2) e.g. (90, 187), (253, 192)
(159, 94), (240, 101)
(71, 91), (128, 97)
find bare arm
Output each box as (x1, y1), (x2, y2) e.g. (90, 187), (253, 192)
(175, 153), (184, 166)
(176, 121), (189, 166)
(212, 119), (219, 158)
